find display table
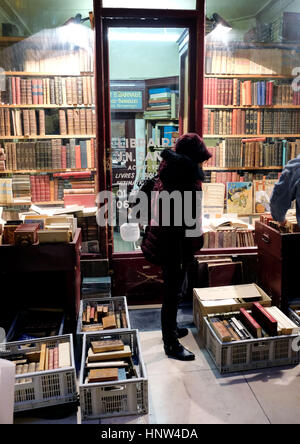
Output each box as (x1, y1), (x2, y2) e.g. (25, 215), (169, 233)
(0, 228), (82, 333)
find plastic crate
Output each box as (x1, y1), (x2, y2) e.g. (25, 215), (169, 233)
(7, 309), (65, 342)
(289, 307), (300, 327)
(77, 297), (131, 339)
(79, 329), (148, 421)
(0, 334), (77, 412)
(204, 313), (300, 374)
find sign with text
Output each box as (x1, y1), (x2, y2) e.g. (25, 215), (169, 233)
(110, 90), (144, 110)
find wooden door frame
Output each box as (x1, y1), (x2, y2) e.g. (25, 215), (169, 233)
(93, 0), (206, 260)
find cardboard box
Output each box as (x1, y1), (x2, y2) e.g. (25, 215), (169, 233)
(193, 283), (272, 337)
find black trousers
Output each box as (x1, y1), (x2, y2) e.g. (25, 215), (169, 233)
(160, 234), (203, 345)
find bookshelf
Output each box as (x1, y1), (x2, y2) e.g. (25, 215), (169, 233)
(0, 38), (97, 213)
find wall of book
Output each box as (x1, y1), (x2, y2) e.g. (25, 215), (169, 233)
(0, 28), (97, 236)
(203, 40), (300, 221)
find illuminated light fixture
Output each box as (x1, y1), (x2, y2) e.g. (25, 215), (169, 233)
(63, 13), (94, 27)
(211, 13), (232, 31)
(206, 12), (232, 41)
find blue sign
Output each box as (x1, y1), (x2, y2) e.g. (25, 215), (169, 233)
(110, 90), (143, 110)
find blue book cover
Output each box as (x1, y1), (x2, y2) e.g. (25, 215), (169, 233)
(80, 141), (88, 169)
(261, 81), (266, 106)
(149, 87), (171, 95)
(163, 125), (177, 144)
(282, 140), (287, 166)
(257, 82), (261, 106)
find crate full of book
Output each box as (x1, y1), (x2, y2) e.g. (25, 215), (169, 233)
(0, 334), (77, 412)
(76, 296), (131, 337)
(79, 329), (148, 421)
(204, 302), (300, 374)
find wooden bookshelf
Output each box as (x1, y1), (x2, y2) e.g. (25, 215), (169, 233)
(0, 105), (95, 109)
(1, 201), (64, 206)
(0, 135), (96, 140)
(205, 105), (300, 109)
(205, 74), (294, 79)
(204, 166), (283, 171)
(0, 168), (97, 174)
(4, 72), (94, 77)
(203, 134), (300, 138)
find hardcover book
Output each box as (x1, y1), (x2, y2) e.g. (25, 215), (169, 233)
(226, 182), (253, 215)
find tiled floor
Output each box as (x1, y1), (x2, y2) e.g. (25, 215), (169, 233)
(14, 326), (300, 424)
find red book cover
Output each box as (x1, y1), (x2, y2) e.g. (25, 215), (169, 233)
(212, 78), (217, 105)
(38, 79), (43, 105)
(91, 138), (95, 169)
(269, 81), (274, 106)
(64, 194), (95, 207)
(75, 145), (81, 169)
(240, 308), (262, 338)
(53, 347), (59, 369)
(11, 77), (16, 105)
(61, 145), (67, 169)
(15, 77), (21, 105)
(32, 79), (38, 105)
(232, 109), (237, 135)
(204, 78), (208, 105)
(252, 302), (278, 336)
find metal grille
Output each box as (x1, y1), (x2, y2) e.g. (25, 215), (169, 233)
(275, 339), (289, 360)
(15, 387), (35, 403)
(102, 393), (128, 414)
(66, 372), (76, 395)
(231, 345), (247, 365)
(252, 343), (269, 362)
(42, 374), (61, 399)
(83, 389), (93, 417)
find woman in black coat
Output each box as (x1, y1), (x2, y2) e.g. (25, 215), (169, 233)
(141, 133), (212, 361)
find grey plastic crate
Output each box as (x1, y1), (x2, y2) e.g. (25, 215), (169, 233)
(79, 329), (148, 421)
(77, 296), (131, 339)
(289, 307), (300, 327)
(204, 313), (300, 374)
(0, 334), (77, 412)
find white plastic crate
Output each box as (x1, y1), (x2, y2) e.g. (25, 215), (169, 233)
(77, 296), (131, 339)
(79, 329), (148, 421)
(0, 334), (77, 412)
(204, 313), (300, 374)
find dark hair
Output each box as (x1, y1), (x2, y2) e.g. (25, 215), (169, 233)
(175, 133), (212, 163)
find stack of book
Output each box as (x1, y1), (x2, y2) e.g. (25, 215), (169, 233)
(208, 302), (299, 343)
(3, 138), (96, 171)
(59, 108), (96, 135)
(203, 229), (255, 249)
(82, 277), (111, 298)
(0, 147), (5, 171)
(1, 75), (95, 106)
(0, 179), (13, 204)
(85, 339), (136, 384)
(260, 211), (300, 233)
(10, 340), (71, 383)
(144, 87), (178, 120)
(12, 175), (31, 204)
(81, 302), (128, 333)
(53, 171), (96, 206)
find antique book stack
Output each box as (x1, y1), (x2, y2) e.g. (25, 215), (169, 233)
(208, 302), (299, 343)
(260, 211), (300, 233)
(3, 138), (96, 171)
(81, 302), (128, 333)
(84, 339), (136, 384)
(1, 75), (95, 106)
(9, 340), (71, 384)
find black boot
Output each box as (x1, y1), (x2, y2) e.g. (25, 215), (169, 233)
(176, 327), (189, 339)
(164, 340), (195, 361)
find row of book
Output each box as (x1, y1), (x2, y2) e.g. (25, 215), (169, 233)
(203, 229), (256, 249)
(206, 139), (300, 168)
(260, 212), (300, 233)
(0, 108), (45, 137)
(203, 109), (300, 135)
(208, 303), (299, 343)
(81, 303), (128, 333)
(0, 75), (95, 107)
(204, 78), (300, 106)
(204, 171), (280, 186)
(205, 46), (298, 75)
(3, 139), (97, 171)
(59, 108), (96, 136)
(146, 87), (179, 118)
(23, 48), (94, 74)
(13, 341), (71, 381)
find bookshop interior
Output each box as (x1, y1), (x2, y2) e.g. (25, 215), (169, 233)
(2, 0), (300, 426)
